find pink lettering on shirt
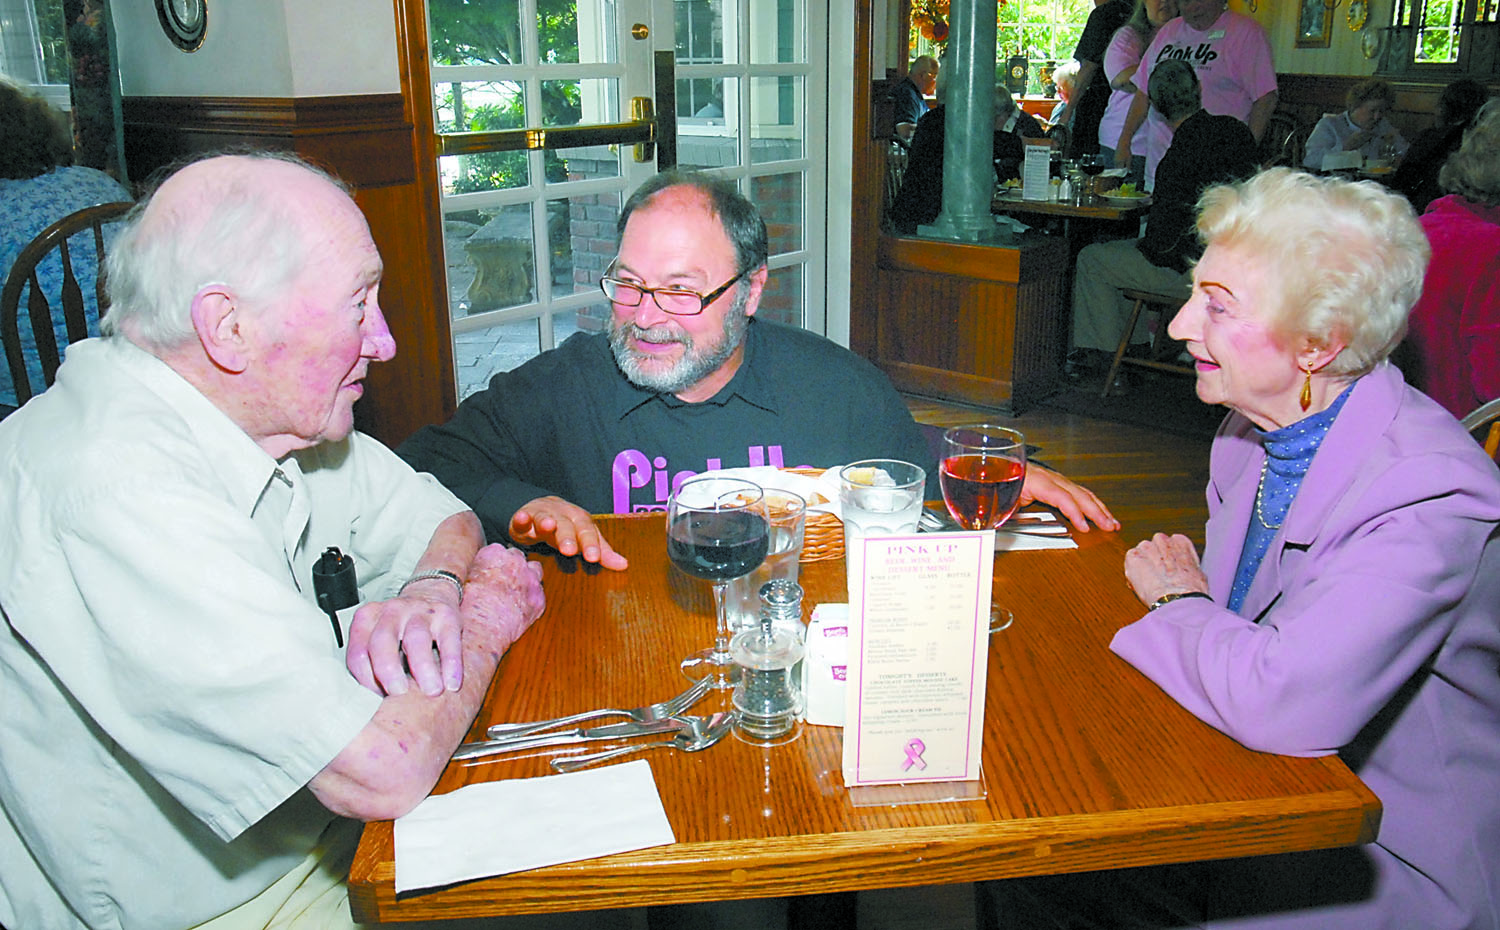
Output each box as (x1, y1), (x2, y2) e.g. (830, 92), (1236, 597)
(610, 445), (789, 513)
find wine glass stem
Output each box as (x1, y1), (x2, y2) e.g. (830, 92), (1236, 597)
(711, 582), (733, 666)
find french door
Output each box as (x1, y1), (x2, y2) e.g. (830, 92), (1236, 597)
(421, 0), (826, 399)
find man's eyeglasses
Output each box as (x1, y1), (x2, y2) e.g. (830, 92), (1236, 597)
(599, 263), (747, 316)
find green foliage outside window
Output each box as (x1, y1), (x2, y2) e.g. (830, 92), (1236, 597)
(429, 0), (582, 194)
(910, 0), (1093, 97)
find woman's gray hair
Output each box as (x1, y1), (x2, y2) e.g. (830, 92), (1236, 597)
(1438, 100), (1500, 207)
(100, 151), (348, 349)
(1052, 60), (1081, 98)
(1195, 167), (1430, 377)
(1148, 59), (1201, 123)
(1344, 78), (1395, 112)
(993, 84), (1020, 118)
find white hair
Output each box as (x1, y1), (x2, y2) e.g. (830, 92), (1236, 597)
(1196, 168), (1430, 376)
(101, 152), (347, 349)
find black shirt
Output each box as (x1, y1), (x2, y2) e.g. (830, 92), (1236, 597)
(397, 319), (931, 539)
(1139, 110), (1260, 272)
(1069, 0), (1134, 158)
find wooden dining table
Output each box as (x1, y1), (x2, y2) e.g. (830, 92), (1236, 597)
(348, 513), (1379, 923)
(991, 189), (1152, 223)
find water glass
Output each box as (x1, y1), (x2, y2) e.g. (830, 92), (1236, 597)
(727, 490), (807, 632)
(838, 459), (926, 591)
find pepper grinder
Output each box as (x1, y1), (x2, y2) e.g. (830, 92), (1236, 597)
(730, 580), (805, 742)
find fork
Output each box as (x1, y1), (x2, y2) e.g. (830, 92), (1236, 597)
(549, 711), (735, 772)
(484, 676), (712, 740)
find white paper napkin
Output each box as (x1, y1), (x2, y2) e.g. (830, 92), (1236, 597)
(692, 465), (845, 517)
(995, 531), (1076, 552)
(393, 759), (675, 893)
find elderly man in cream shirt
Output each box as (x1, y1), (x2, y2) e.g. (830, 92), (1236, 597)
(0, 153), (546, 930)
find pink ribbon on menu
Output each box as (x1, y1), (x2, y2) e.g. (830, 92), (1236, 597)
(901, 738), (927, 771)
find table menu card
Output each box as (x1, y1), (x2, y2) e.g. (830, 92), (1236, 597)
(841, 530), (993, 788)
(1021, 138), (1052, 201)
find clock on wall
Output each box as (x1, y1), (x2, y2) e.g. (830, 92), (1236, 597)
(156, 0), (207, 52)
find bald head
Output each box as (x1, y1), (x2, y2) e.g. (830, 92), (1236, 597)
(102, 153), (362, 351)
(911, 56), (939, 96)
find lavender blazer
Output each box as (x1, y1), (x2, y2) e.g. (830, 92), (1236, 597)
(1112, 362), (1500, 929)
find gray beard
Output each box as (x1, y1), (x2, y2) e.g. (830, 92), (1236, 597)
(609, 288), (750, 395)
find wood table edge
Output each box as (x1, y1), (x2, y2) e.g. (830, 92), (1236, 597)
(349, 782), (1380, 922)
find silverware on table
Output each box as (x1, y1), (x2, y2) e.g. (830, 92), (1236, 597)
(455, 717), (695, 761)
(548, 711), (736, 773)
(484, 675), (712, 740)
(919, 507), (1071, 536)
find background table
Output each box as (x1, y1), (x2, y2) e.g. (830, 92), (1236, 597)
(349, 514), (1379, 923)
(991, 190), (1152, 224)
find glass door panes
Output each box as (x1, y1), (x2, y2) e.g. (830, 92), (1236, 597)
(427, 0), (828, 398)
(673, 0), (824, 331)
(429, 0), (651, 399)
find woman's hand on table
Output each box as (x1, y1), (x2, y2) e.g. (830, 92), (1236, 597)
(1124, 533), (1210, 606)
(1021, 467), (1120, 532)
(510, 496), (629, 571)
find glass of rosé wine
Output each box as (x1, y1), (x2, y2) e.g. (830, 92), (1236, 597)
(939, 424), (1027, 632)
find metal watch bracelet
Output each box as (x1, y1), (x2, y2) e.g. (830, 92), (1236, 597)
(399, 568), (464, 602)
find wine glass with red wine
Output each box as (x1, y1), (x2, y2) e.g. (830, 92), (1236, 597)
(667, 476), (770, 689)
(939, 425), (1027, 632)
(1078, 153), (1108, 200)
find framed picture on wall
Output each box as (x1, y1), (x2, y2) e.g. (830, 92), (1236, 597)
(1296, 0), (1335, 47)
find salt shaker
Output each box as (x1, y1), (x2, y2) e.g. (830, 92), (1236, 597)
(1057, 175), (1073, 204)
(730, 580), (805, 741)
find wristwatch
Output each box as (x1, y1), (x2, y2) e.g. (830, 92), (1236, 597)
(1148, 591), (1212, 611)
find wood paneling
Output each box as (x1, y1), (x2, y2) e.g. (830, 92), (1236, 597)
(849, 1), (883, 360)
(120, 91), (454, 448)
(875, 234), (1069, 413)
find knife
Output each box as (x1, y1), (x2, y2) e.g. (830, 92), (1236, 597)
(452, 717), (694, 760)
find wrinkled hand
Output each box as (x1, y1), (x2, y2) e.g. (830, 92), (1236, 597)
(509, 496), (629, 570)
(1124, 532), (1210, 606)
(1021, 466), (1120, 532)
(346, 578), (464, 698)
(461, 543), (547, 658)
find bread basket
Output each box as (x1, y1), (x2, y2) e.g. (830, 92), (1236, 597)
(782, 467), (843, 562)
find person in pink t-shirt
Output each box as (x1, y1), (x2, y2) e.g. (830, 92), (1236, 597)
(1115, 0), (1277, 188)
(1098, 0), (1179, 187)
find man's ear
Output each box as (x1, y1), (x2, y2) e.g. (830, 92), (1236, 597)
(741, 265), (770, 319)
(190, 286), (249, 373)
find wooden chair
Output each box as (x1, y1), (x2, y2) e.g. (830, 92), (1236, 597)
(1259, 111), (1305, 169)
(1101, 288), (1194, 398)
(880, 138), (910, 232)
(1460, 397), (1500, 462)
(1, 201), (133, 406)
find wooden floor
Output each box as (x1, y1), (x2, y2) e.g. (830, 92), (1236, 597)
(905, 394), (1214, 547)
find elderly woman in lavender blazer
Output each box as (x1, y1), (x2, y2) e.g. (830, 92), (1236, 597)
(1110, 168), (1500, 929)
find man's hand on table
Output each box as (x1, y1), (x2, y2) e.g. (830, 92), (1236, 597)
(345, 544), (545, 699)
(347, 577), (464, 698)
(1021, 466), (1120, 532)
(1124, 532), (1210, 606)
(510, 495), (629, 571)
(461, 543), (547, 656)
